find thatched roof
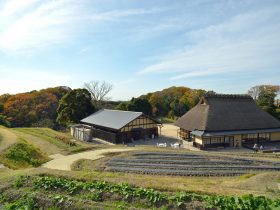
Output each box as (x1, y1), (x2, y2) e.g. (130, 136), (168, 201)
(175, 94), (280, 132)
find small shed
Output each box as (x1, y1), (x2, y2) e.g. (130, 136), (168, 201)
(70, 124), (92, 141)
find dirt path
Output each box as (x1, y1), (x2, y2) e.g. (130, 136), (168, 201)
(161, 124), (178, 138)
(43, 148), (137, 171)
(0, 126), (18, 152)
(12, 130), (63, 155)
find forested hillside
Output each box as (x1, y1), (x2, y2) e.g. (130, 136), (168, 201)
(116, 86), (206, 119)
(0, 85), (278, 128)
(0, 86), (71, 128)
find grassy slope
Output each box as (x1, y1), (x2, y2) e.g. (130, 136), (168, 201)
(0, 126), (19, 152)
(13, 128), (97, 155)
(0, 127), (97, 169)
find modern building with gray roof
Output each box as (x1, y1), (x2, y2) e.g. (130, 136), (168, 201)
(73, 109), (161, 144)
(175, 94), (280, 149)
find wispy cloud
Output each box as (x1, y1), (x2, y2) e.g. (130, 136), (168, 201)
(0, 0), (82, 53)
(138, 6), (280, 80)
(90, 8), (163, 22)
(0, 0), (164, 53)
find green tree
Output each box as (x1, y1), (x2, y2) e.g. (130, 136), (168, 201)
(257, 86), (278, 117)
(0, 115), (11, 127)
(115, 102), (129, 111)
(56, 89), (95, 126)
(127, 98), (152, 116)
(0, 103), (4, 113)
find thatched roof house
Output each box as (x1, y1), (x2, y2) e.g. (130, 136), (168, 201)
(175, 94), (280, 149)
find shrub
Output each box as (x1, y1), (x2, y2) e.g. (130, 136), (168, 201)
(1, 142), (49, 169)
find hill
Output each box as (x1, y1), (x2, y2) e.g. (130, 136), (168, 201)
(116, 86), (207, 119)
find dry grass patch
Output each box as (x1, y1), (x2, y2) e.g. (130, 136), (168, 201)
(0, 126), (19, 152)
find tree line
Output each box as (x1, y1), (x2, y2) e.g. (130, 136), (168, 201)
(0, 83), (279, 128)
(247, 85), (280, 119)
(116, 86), (206, 119)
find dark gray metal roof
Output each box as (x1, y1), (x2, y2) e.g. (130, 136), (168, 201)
(190, 130), (205, 136)
(80, 109), (143, 130)
(191, 128), (280, 137)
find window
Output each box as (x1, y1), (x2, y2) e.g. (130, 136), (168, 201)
(242, 133), (257, 141)
(202, 137), (211, 144)
(211, 136), (223, 144)
(258, 133), (270, 141)
(203, 136), (224, 144)
(242, 133), (270, 142)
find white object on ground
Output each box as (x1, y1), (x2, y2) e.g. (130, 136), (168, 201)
(171, 143), (180, 149)
(157, 143), (167, 147)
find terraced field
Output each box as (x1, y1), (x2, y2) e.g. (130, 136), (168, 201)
(105, 152), (280, 176)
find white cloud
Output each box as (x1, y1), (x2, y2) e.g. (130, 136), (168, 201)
(1, 0), (40, 16)
(138, 6), (280, 80)
(0, 0), (82, 53)
(90, 8), (163, 22)
(0, 1), (163, 53)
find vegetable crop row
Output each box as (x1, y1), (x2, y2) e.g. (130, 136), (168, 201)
(106, 161), (280, 171)
(110, 157), (253, 165)
(106, 166), (249, 176)
(15, 175), (280, 210)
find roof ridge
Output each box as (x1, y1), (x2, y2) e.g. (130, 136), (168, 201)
(103, 109), (143, 114)
(204, 93), (252, 99)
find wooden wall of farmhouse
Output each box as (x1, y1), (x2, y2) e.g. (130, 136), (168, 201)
(92, 128), (117, 144)
(271, 132), (280, 141)
(120, 116), (158, 132)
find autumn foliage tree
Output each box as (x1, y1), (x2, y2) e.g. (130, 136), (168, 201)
(0, 87), (70, 127)
(116, 86), (206, 119)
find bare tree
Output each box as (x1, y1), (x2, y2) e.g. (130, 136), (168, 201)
(84, 81), (113, 108)
(248, 86), (261, 100)
(248, 85), (280, 100)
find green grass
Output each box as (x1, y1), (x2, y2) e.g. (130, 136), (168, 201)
(13, 128), (96, 154)
(0, 142), (49, 169)
(13, 128), (71, 149)
(159, 117), (175, 123)
(0, 132), (2, 143)
(238, 173), (256, 180)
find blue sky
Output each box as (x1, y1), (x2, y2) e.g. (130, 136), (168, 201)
(0, 0), (279, 100)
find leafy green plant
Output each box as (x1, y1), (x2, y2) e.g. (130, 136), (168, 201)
(13, 176), (29, 188)
(1, 142), (48, 169)
(5, 193), (38, 210)
(17, 175), (280, 209)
